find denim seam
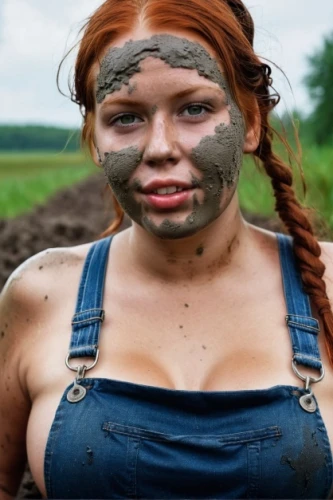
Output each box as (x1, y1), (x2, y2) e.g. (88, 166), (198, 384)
(126, 437), (140, 499)
(44, 401), (66, 497)
(73, 307), (104, 317)
(286, 313), (319, 321)
(102, 423), (281, 445)
(247, 441), (260, 498)
(72, 317), (104, 325)
(287, 321), (319, 333)
(293, 353), (322, 362)
(312, 397), (333, 496)
(69, 344), (98, 353)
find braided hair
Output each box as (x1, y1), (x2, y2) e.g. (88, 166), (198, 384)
(67, 0), (333, 365)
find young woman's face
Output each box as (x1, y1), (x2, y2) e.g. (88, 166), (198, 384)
(94, 28), (248, 239)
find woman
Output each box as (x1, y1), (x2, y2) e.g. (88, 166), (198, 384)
(1, 0), (333, 498)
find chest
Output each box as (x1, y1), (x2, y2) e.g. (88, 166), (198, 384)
(25, 270), (333, 497)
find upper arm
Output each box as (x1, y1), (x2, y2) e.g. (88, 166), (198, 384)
(0, 272), (33, 495)
(0, 248), (62, 496)
(0, 244), (85, 496)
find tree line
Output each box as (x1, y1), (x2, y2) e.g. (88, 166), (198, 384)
(281, 30), (333, 146)
(0, 31), (332, 151)
(0, 125), (81, 152)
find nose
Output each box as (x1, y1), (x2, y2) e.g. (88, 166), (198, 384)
(142, 116), (181, 168)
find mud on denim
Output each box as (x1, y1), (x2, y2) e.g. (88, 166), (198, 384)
(44, 233), (333, 499)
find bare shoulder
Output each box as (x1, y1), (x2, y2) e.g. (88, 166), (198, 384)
(0, 242), (91, 496)
(2, 243), (91, 300)
(0, 242), (94, 358)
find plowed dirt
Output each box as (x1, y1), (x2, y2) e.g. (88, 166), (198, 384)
(0, 173), (283, 497)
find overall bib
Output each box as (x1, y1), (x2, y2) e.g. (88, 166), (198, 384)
(44, 233), (332, 498)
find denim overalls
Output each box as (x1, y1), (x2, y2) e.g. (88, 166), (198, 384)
(44, 233), (332, 498)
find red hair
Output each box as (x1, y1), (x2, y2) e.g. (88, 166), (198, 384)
(63, 0), (333, 366)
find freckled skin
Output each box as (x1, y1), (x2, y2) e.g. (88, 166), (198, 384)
(98, 35), (245, 239)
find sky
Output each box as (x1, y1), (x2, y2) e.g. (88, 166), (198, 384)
(0, 0), (332, 128)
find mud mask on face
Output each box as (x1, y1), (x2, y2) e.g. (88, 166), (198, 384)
(97, 35), (245, 239)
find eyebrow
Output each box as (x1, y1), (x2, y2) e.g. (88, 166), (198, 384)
(100, 85), (224, 109)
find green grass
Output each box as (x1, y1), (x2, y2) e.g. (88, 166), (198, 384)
(0, 151), (97, 217)
(238, 145), (333, 235)
(1, 147), (333, 235)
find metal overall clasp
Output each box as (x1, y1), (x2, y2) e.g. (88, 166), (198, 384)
(65, 350), (99, 403)
(291, 358), (325, 413)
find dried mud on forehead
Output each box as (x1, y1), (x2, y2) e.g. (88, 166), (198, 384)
(0, 174), (282, 498)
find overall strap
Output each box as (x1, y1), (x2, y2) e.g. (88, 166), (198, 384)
(68, 236), (113, 360)
(277, 233), (323, 371)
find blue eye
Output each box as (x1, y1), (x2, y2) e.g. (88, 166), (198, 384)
(182, 104), (210, 118)
(186, 105), (204, 115)
(112, 114), (142, 127)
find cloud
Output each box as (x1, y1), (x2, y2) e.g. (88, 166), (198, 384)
(248, 0), (333, 114)
(1, 0), (333, 125)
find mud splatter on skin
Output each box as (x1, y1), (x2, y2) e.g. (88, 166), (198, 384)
(99, 35), (245, 239)
(281, 426), (326, 493)
(196, 245), (204, 256)
(97, 35), (228, 102)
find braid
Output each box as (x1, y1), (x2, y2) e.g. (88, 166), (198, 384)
(254, 96), (333, 366)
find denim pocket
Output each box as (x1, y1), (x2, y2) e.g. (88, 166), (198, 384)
(102, 422), (282, 499)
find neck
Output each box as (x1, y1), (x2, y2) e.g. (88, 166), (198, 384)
(126, 197), (253, 284)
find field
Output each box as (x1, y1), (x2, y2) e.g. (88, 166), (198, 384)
(0, 147), (333, 235)
(0, 151), (96, 217)
(240, 145), (333, 237)
(1, 147), (332, 499)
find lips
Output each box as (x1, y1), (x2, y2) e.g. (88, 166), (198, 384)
(144, 189), (193, 210)
(141, 179), (194, 194)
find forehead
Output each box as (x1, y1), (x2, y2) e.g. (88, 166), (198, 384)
(95, 30), (226, 103)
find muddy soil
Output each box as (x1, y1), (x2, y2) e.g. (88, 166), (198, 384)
(0, 173), (283, 498)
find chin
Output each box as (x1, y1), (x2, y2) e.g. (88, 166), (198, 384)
(141, 214), (214, 240)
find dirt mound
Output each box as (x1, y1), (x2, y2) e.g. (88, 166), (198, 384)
(0, 174), (132, 290)
(0, 174), (282, 497)
(0, 173), (282, 291)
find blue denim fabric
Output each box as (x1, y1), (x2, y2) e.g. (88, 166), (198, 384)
(44, 233), (333, 499)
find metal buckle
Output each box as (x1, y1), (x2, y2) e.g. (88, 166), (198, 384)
(291, 357), (325, 385)
(65, 349), (100, 373)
